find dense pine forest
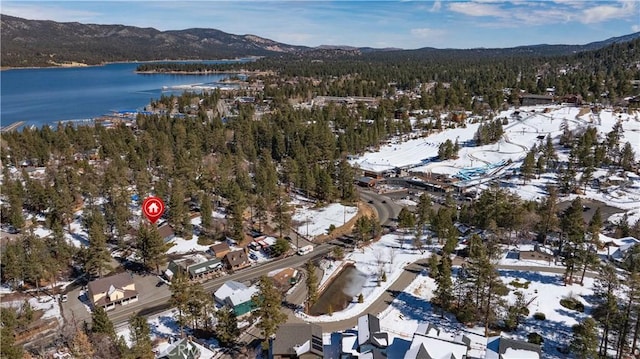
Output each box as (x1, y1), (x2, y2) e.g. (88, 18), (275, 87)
(138, 37), (640, 106)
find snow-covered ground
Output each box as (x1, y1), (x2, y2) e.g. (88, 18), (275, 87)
(292, 202), (358, 237)
(65, 212), (89, 247)
(498, 244), (564, 268)
(1, 296), (62, 323)
(166, 235), (212, 255)
(377, 268), (595, 359)
(116, 308), (221, 357)
(296, 232), (432, 322)
(351, 106), (639, 178)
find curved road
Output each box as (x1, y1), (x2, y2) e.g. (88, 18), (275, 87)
(289, 257), (598, 333)
(357, 188), (402, 226)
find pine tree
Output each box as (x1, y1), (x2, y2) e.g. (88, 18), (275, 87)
(537, 186), (559, 245)
(305, 260), (319, 313)
(169, 181), (189, 237)
(434, 255), (453, 314)
(570, 318), (599, 359)
(253, 276), (287, 349)
(91, 306), (115, 337)
(169, 270), (190, 338)
(428, 253), (440, 278)
(561, 197), (586, 284)
(0, 308), (23, 359)
(137, 223), (166, 275)
(593, 263), (620, 357)
(520, 150), (536, 184)
(215, 307), (240, 347)
(70, 327), (95, 359)
(620, 142), (636, 171)
(415, 194), (432, 228)
(200, 192), (213, 230)
(274, 190), (292, 240)
(128, 315), (153, 359)
(85, 213), (111, 278)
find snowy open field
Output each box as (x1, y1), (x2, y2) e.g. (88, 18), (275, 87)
(351, 106), (640, 178)
(292, 202), (358, 237)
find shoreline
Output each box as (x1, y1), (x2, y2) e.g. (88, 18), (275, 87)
(0, 56), (262, 71)
(136, 70), (265, 75)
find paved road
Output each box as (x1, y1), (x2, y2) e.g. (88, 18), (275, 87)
(282, 255), (598, 333)
(103, 243), (334, 325)
(357, 189), (402, 226)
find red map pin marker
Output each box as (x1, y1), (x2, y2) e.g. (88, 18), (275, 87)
(142, 196), (165, 224)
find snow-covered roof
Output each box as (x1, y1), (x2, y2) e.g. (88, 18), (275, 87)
(227, 285), (259, 307)
(503, 348), (540, 359)
(358, 314), (381, 346)
(214, 280), (248, 304)
(341, 333), (358, 355)
(403, 333), (467, 359)
(486, 336), (541, 359)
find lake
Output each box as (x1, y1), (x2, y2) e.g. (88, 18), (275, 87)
(0, 60), (247, 129)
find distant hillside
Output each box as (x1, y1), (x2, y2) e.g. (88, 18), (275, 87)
(1, 14), (639, 67)
(0, 15), (308, 67)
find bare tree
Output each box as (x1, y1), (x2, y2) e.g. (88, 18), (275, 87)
(413, 227), (425, 254)
(374, 250), (386, 281)
(387, 247), (396, 267)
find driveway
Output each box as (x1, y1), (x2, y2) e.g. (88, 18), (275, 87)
(61, 271), (168, 326)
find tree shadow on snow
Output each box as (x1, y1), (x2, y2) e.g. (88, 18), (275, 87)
(498, 270), (562, 285)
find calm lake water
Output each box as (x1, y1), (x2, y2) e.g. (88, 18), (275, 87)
(1, 61), (246, 128)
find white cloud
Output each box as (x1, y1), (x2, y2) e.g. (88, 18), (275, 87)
(448, 2), (508, 18)
(1, 3), (100, 22)
(430, 0), (442, 12)
(551, 0), (589, 9)
(581, 1), (638, 24)
(633, 25), (640, 32)
(410, 28), (446, 39)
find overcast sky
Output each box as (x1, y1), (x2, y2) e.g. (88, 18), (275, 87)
(2, 1), (639, 49)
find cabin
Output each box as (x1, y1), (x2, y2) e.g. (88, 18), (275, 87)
(223, 250), (250, 271)
(87, 272), (138, 311)
(166, 254), (223, 280)
(209, 242), (231, 259)
(270, 323), (324, 359)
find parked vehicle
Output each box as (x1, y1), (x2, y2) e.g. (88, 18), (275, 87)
(297, 245), (314, 256)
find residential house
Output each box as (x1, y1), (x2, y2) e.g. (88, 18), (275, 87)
(357, 177), (377, 188)
(223, 250), (250, 271)
(209, 242), (231, 259)
(87, 272), (138, 311)
(156, 338), (200, 359)
(519, 244), (555, 263)
(358, 314), (389, 355)
(166, 253), (223, 280)
(268, 267), (300, 292)
(158, 224), (176, 243)
(270, 323), (324, 359)
(341, 332), (359, 359)
(485, 336), (541, 359)
(404, 323), (469, 359)
(599, 236), (640, 263)
(214, 280), (259, 316)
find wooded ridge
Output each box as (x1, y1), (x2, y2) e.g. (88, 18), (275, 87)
(1, 14), (639, 68)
